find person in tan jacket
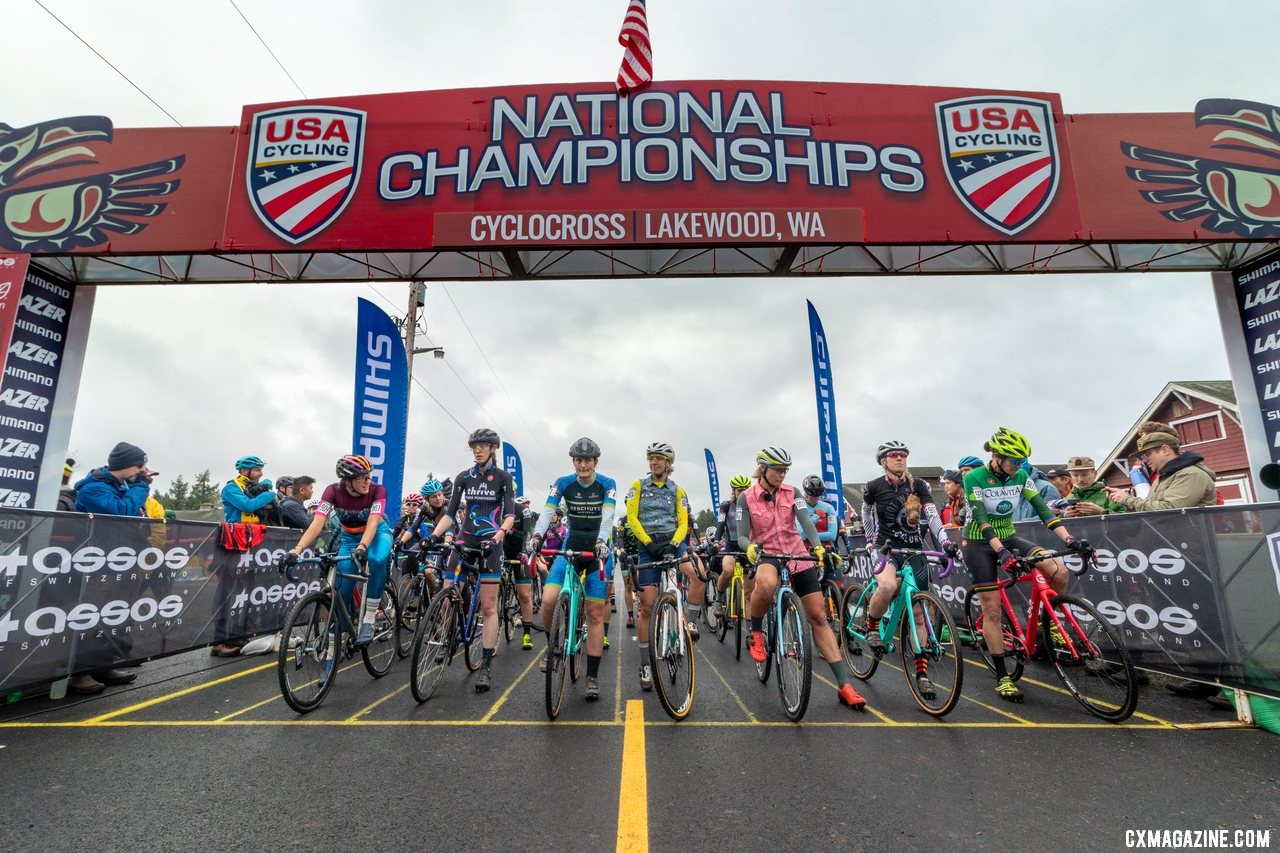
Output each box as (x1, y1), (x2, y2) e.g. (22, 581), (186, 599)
(1104, 422), (1216, 511)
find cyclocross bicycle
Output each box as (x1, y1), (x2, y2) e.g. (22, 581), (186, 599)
(965, 545), (1138, 722)
(754, 551), (814, 722)
(713, 549), (751, 659)
(395, 542), (445, 658)
(276, 551), (400, 714)
(840, 547), (963, 717)
(541, 545), (597, 720)
(646, 553), (698, 721)
(409, 544), (488, 703)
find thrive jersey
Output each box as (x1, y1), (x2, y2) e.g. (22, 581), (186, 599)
(445, 463), (516, 541)
(962, 465), (1057, 542)
(536, 474), (617, 551)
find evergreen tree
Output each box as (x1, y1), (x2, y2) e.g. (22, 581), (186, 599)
(192, 469), (219, 509)
(695, 508), (715, 531)
(159, 474), (190, 509)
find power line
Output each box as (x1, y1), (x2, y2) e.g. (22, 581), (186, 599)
(227, 1), (309, 100)
(438, 284), (560, 472)
(32, 0), (183, 127)
(410, 372), (468, 435)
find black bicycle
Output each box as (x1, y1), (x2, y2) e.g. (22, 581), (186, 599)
(409, 543), (488, 702)
(395, 542), (445, 658)
(276, 551), (401, 714)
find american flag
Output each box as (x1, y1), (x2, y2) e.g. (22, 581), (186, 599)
(615, 0), (652, 94)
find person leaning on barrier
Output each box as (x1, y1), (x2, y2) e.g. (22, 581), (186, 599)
(1063, 456), (1129, 517)
(279, 475), (314, 530)
(1103, 424), (1216, 512)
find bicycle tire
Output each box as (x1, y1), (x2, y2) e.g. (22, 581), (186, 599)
(755, 609), (772, 684)
(410, 592), (456, 703)
(649, 591), (695, 720)
(1045, 594), (1138, 722)
(821, 580), (842, 650)
(501, 580), (516, 644)
(545, 593), (570, 720)
(776, 589), (813, 722)
(839, 582), (879, 680)
(900, 590), (963, 717)
(966, 592), (1025, 682)
(733, 576), (745, 660)
(361, 585), (400, 678)
(396, 574), (426, 659)
(569, 590), (587, 683)
(714, 577), (729, 643)
(702, 575), (722, 634)
(278, 590), (339, 714)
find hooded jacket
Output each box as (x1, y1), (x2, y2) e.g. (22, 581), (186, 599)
(74, 467), (149, 517)
(1070, 480), (1130, 514)
(1114, 451), (1216, 512)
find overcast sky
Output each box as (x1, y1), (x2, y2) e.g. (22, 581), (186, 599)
(5, 1), (1277, 512)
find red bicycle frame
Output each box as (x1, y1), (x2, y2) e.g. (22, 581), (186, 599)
(986, 564), (1096, 662)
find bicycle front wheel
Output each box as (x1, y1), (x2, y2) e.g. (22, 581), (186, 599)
(776, 589), (813, 722)
(1046, 594), (1138, 722)
(900, 590), (963, 717)
(545, 594), (571, 720)
(464, 595), (485, 673)
(839, 582), (878, 680)
(410, 592), (456, 703)
(569, 592), (586, 683)
(501, 581), (518, 643)
(361, 586), (400, 678)
(702, 576), (722, 634)
(278, 590), (339, 714)
(396, 575), (426, 659)
(966, 591), (1024, 682)
(649, 591), (695, 720)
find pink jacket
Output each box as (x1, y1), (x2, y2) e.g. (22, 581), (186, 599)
(741, 481), (808, 555)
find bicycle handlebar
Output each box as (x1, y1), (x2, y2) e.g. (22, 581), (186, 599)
(280, 552), (359, 583)
(1012, 545), (1096, 577)
(539, 548), (606, 581)
(872, 547), (954, 580)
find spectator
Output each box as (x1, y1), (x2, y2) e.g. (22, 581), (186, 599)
(956, 455), (984, 477)
(67, 442), (152, 694)
(220, 455), (277, 523)
(940, 470), (968, 528)
(1013, 462), (1060, 521)
(57, 458), (77, 512)
(279, 475), (313, 530)
(211, 455), (277, 657)
(1104, 423), (1216, 511)
(1045, 467), (1073, 499)
(1063, 456), (1129, 517)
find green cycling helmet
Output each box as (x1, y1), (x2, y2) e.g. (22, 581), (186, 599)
(987, 427), (1032, 461)
(729, 474), (752, 490)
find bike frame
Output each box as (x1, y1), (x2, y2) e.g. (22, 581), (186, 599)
(759, 553), (812, 663)
(651, 554), (690, 658)
(860, 548), (953, 657)
(290, 553), (367, 646)
(540, 547), (601, 659)
(440, 544), (484, 647)
(984, 551), (1093, 662)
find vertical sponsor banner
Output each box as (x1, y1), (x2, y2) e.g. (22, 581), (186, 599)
(0, 254), (30, 379)
(806, 300), (845, 519)
(353, 298), (409, 507)
(704, 448), (720, 510)
(502, 441), (523, 497)
(0, 266), (76, 509)
(1214, 252), (1280, 498)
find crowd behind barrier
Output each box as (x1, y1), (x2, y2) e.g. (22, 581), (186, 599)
(1, 504), (1278, 700)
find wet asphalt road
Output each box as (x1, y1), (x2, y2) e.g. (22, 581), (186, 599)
(0, 608), (1277, 853)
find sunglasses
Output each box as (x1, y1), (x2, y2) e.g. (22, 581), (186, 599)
(764, 465), (789, 473)
(884, 452), (908, 460)
(647, 455), (671, 463)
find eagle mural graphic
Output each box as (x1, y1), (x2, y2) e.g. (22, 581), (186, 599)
(1124, 99), (1280, 238)
(0, 116), (183, 252)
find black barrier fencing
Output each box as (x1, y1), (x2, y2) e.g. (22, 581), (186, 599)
(843, 503), (1280, 701)
(0, 510), (323, 697)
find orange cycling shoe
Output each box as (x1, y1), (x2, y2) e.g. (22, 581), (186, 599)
(749, 630), (767, 663)
(838, 683), (867, 710)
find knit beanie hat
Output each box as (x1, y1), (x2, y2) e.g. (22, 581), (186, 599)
(107, 442), (147, 469)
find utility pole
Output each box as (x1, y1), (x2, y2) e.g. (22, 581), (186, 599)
(403, 280), (443, 386)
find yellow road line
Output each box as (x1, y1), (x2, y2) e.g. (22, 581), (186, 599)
(879, 656), (1032, 724)
(614, 632), (624, 723)
(0, 718), (1178, 729)
(480, 652), (541, 723)
(696, 646), (758, 723)
(813, 671), (897, 724)
(83, 661), (277, 723)
(1013, 672), (1173, 727)
(220, 660), (365, 723)
(616, 699), (648, 853)
(348, 682), (411, 722)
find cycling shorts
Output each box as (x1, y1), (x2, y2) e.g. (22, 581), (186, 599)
(546, 552), (612, 603)
(963, 535), (1044, 590)
(878, 552), (930, 592)
(447, 537), (502, 584)
(757, 558), (822, 598)
(635, 541), (689, 589)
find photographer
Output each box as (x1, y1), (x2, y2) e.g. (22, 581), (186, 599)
(220, 455), (277, 523)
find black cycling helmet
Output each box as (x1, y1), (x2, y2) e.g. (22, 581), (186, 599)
(468, 427), (500, 447)
(569, 437), (601, 459)
(801, 474), (825, 497)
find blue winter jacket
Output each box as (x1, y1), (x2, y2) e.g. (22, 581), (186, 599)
(221, 476), (279, 523)
(74, 467), (149, 517)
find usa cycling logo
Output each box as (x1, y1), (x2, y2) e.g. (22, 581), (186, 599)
(246, 106), (366, 244)
(935, 96), (1061, 236)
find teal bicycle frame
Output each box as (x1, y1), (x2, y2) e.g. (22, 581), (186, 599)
(541, 545), (598, 719)
(847, 549), (952, 656)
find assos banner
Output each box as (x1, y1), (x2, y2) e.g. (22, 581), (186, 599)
(806, 300), (844, 519)
(704, 448), (720, 510)
(502, 441), (523, 498)
(0, 266), (75, 509)
(353, 298), (409, 506)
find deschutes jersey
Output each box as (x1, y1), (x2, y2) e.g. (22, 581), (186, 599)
(962, 465), (1056, 541)
(537, 474), (617, 551)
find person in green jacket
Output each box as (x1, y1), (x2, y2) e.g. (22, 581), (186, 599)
(1063, 456), (1130, 517)
(1104, 423), (1217, 512)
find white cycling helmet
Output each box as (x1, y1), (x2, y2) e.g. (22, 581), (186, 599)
(646, 442), (674, 461)
(756, 446), (792, 467)
(876, 440), (909, 462)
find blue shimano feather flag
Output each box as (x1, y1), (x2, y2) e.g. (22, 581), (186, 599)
(806, 300), (844, 519)
(502, 441), (524, 497)
(353, 298), (409, 507)
(704, 448), (721, 509)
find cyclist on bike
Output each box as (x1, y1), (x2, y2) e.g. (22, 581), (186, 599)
(861, 440), (957, 698)
(526, 437), (616, 701)
(393, 492), (424, 541)
(399, 478), (450, 587)
(963, 427), (1087, 703)
(799, 474), (844, 589)
(710, 473), (752, 618)
(614, 513), (639, 628)
(737, 447), (868, 710)
(282, 454), (393, 645)
(627, 442), (701, 691)
(499, 495), (539, 650)
(431, 428), (518, 693)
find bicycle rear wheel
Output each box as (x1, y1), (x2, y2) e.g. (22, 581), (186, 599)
(501, 580), (518, 643)
(396, 575), (426, 659)
(1045, 594), (1138, 722)
(649, 591), (695, 720)
(732, 577), (744, 660)
(821, 580), (842, 650)
(900, 590), (963, 717)
(278, 590), (339, 714)
(966, 592), (1024, 682)
(545, 594), (570, 720)
(702, 575), (721, 634)
(839, 582), (878, 680)
(776, 589), (813, 722)
(361, 586), (400, 678)
(755, 612), (772, 684)
(410, 592), (456, 703)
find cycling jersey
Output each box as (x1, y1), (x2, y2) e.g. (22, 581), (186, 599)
(962, 464), (1060, 543)
(501, 507), (538, 561)
(625, 476), (689, 546)
(735, 482), (820, 556)
(713, 499), (738, 545)
(444, 462), (516, 541)
(798, 498), (839, 544)
(861, 474), (945, 549)
(535, 474), (617, 551)
(316, 482), (388, 533)
(410, 501), (449, 541)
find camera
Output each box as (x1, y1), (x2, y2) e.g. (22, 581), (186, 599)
(244, 481), (272, 498)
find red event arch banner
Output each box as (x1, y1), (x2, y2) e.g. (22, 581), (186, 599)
(2, 81), (1276, 256)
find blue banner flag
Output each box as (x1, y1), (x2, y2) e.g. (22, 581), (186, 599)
(502, 441), (524, 497)
(704, 448), (720, 509)
(353, 298), (409, 507)
(806, 300), (845, 519)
